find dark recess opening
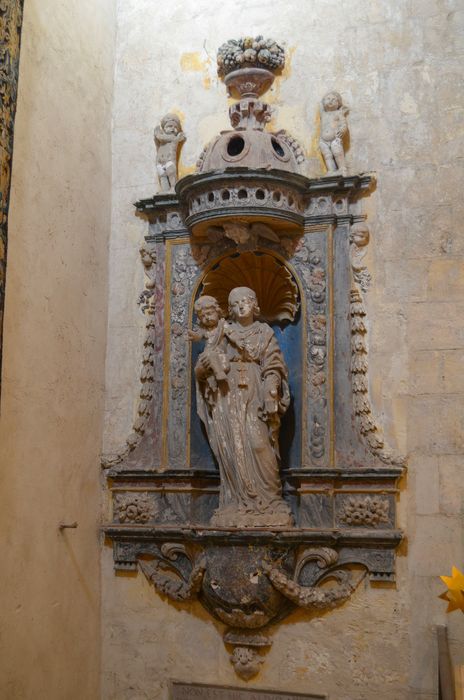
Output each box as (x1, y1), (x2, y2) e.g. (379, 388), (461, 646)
(227, 135), (245, 156)
(271, 138), (285, 157)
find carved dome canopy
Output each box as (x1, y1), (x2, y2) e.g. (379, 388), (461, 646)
(198, 128), (302, 174)
(175, 38), (308, 239)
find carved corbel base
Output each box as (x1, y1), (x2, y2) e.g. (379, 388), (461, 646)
(134, 538), (365, 679)
(224, 629), (272, 680)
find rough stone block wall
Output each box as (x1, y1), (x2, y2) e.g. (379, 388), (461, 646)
(103, 1), (464, 698)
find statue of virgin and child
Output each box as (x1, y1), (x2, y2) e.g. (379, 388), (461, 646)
(189, 286), (293, 528)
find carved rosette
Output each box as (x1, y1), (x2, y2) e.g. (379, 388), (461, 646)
(114, 493), (155, 524)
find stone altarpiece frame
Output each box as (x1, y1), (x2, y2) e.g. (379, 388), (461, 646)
(103, 37), (405, 682)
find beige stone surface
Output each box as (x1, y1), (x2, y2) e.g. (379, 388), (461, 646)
(0, 1), (115, 698)
(100, 1), (464, 698)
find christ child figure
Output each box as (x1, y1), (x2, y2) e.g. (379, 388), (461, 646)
(154, 113), (186, 192)
(189, 295), (229, 385)
(319, 90), (348, 176)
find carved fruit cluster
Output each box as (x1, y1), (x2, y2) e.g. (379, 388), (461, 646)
(339, 495), (389, 526)
(217, 36), (285, 76)
(350, 289), (403, 467)
(349, 224), (405, 468)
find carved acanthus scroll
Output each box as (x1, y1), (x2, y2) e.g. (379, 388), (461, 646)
(139, 553), (206, 602)
(265, 546), (364, 609)
(136, 542), (364, 680)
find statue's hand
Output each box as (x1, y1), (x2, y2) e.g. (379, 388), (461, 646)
(194, 353), (211, 379)
(265, 397), (278, 415)
(199, 354), (211, 370)
(259, 393), (278, 422)
(188, 329), (202, 342)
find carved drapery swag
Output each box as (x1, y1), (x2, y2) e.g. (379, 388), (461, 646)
(0, 0), (24, 394)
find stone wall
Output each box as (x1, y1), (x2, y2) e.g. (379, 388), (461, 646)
(103, 1), (464, 699)
(0, 1), (115, 698)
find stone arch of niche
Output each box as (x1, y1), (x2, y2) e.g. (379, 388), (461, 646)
(198, 249), (300, 322)
(188, 248), (306, 472)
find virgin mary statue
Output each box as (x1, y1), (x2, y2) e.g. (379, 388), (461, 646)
(194, 286), (294, 528)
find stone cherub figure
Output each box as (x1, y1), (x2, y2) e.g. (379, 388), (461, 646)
(319, 90), (348, 176)
(154, 113), (186, 192)
(188, 295), (230, 394)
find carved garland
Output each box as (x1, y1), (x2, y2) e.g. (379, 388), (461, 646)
(101, 245), (157, 468)
(350, 223), (405, 467)
(167, 244), (199, 467)
(307, 244), (327, 460)
(292, 236), (328, 463)
(138, 544), (365, 680)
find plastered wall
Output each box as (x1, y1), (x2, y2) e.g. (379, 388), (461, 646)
(103, 1), (464, 699)
(0, 1), (115, 698)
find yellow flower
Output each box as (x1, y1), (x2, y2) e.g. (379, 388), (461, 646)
(439, 566), (464, 613)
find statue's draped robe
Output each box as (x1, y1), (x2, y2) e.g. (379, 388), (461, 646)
(195, 320), (293, 527)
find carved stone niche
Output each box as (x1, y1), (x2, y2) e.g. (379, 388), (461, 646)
(103, 37), (405, 682)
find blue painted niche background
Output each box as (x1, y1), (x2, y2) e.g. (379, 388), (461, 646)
(189, 257), (303, 472)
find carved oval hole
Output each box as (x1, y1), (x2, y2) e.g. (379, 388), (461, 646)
(221, 189), (231, 201)
(237, 189), (248, 200)
(255, 189), (265, 200)
(208, 192), (215, 203)
(227, 135), (245, 156)
(271, 137), (286, 158)
(272, 190), (282, 203)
